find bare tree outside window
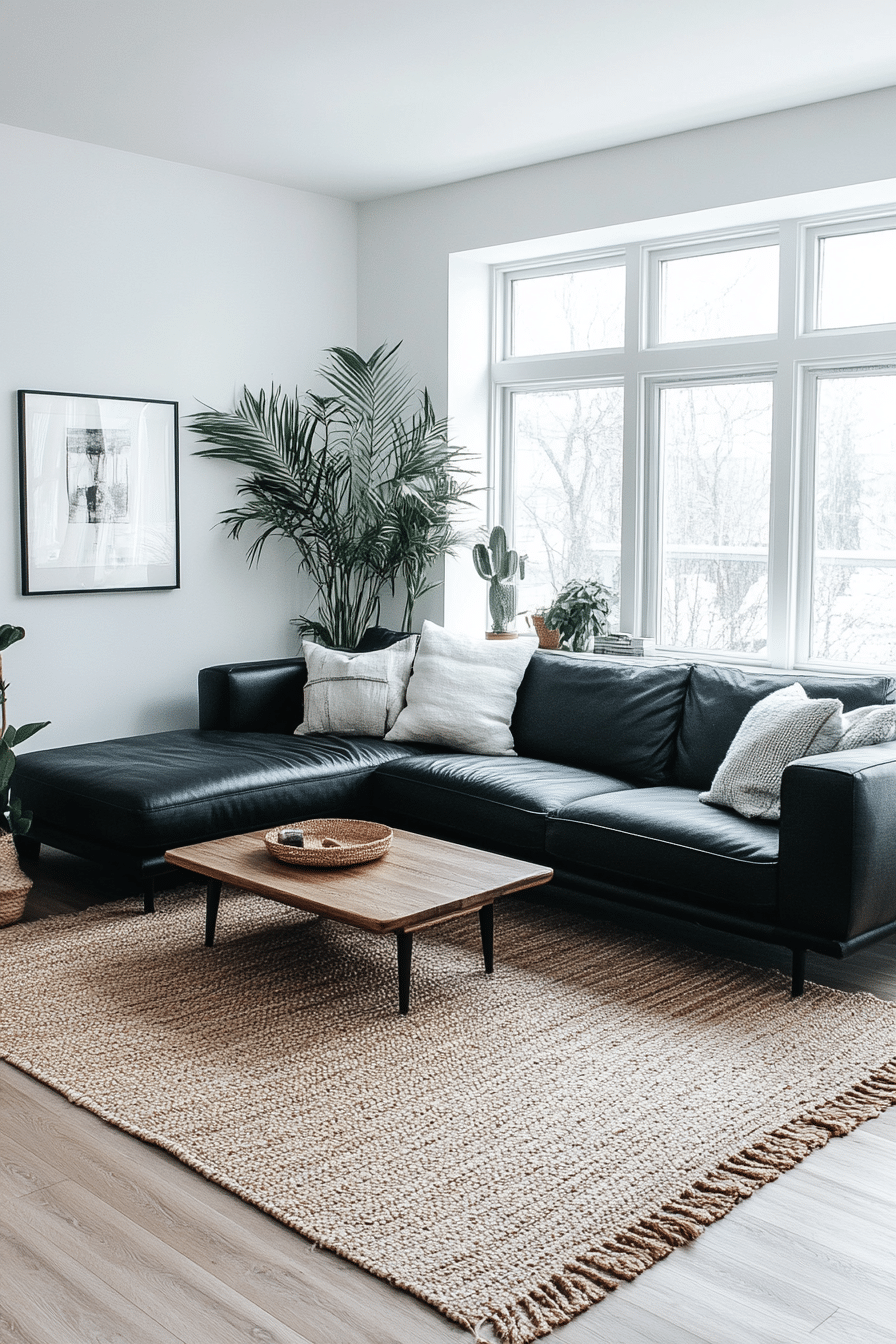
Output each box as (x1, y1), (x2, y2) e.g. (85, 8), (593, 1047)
(812, 374), (896, 663)
(660, 382), (773, 655)
(512, 386), (623, 625)
(658, 246), (779, 344)
(512, 267), (625, 356)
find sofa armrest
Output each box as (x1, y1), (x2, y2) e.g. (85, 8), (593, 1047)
(778, 742), (896, 942)
(198, 658), (307, 733)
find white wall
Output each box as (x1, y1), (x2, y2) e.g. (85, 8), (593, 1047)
(357, 85), (896, 628)
(1, 124), (357, 748)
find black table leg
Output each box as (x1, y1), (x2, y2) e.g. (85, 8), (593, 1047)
(791, 945), (806, 997)
(396, 930), (413, 1015)
(479, 903), (494, 974)
(205, 879), (222, 947)
(143, 879), (155, 915)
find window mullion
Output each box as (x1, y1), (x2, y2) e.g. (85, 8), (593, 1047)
(619, 240), (643, 635)
(792, 366), (817, 666)
(766, 218), (800, 668)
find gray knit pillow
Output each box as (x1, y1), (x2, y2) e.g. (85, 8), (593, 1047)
(833, 703), (896, 750)
(295, 637), (418, 738)
(699, 683), (842, 821)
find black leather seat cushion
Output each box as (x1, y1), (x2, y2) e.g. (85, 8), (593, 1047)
(15, 730), (420, 851)
(512, 653), (692, 785)
(372, 753), (634, 856)
(674, 664), (896, 791)
(547, 787), (779, 907)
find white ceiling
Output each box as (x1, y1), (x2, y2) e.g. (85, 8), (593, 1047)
(2, 0), (896, 201)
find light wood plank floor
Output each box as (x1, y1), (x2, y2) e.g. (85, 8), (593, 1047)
(2, 847), (894, 1344)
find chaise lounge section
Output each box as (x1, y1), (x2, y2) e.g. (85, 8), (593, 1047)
(13, 639), (896, 995)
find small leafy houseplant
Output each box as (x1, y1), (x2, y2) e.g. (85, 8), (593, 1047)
(542, 579), (614, 653)
(473, 526), (526, 637)
(190, 344), (473, 649)
(0, 624), (49, 837)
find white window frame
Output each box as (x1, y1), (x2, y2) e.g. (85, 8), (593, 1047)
(645, 367), (778, 663)
(643, 229), (780, 350)
(802, 213), (896, 337)
(490, 208), (896, 672)
(793, 360), (896, 671)
(500, 251), (626, 362)
(498, 377), (627, 630)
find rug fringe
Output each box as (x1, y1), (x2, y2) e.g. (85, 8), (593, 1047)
(476, 1057), (896, 1344)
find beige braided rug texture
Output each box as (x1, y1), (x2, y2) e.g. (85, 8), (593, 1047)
(1, 889), (895, 1343)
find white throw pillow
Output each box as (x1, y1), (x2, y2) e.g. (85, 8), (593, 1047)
(384, 620), (536, 756)
(295, 637), (418, 739)
(699, 683), (843, 822)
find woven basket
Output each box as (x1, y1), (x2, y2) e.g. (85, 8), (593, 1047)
(0, 831), (32, 927)
(528, 614), (562, 650)
(264, 819), (393, 868)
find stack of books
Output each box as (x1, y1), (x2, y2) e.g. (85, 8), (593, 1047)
(592, 634), (656, 657)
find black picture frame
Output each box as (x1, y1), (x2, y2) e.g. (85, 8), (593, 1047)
(18, 389), (180, 595)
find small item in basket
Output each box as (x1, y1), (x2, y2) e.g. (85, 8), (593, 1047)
(277, 827), (305, 848)
(321, 838), (344, 848)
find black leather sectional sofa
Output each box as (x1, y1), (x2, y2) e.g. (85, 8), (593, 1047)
(14, 637), (896, 995)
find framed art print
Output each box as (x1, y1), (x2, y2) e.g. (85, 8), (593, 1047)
(18, 390), (180, 594)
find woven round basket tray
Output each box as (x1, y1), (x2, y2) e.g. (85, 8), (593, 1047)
(264, 819), (393, 868)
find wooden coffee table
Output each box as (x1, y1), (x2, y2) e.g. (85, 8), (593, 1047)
(164, 828), (553, 1014)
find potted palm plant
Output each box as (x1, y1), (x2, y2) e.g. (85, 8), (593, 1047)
(0, 624), (49, 925)
(190, 344), (473, 649)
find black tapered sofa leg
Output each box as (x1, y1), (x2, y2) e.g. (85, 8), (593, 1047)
(143, 879), (155, 915)
(791, 945), (806, 997)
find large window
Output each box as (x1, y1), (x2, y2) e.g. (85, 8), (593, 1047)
(511, 385), (623, 625)
(658, 380), (773, 656)
(810, 371), (896, 664)
(495, 212), (896, 670)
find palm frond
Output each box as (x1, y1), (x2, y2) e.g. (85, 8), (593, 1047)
(320, 345), (419, 516)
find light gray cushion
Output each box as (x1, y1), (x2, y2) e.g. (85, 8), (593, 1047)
(829, 703), (896, 750)
(699, 683), (842, 821)
(295, 637), (418, 739)
(385, 620), (536, 756)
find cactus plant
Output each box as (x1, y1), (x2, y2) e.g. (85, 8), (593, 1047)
(472, 526), (527, 634)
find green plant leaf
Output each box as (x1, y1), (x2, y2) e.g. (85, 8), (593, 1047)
(9, 721), (50, 747)
(0, 742), (15, 792)
(9, 796), (33, 835)
(0, 625), (25, 652)
(543, 578), (615, 646)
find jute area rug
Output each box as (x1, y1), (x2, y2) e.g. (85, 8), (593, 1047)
(1, 889), (895, 1343)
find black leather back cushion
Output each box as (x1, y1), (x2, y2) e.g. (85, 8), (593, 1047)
(511, 653), (692, 785)
(675, 664), (896, 790)
(354, 626), (415, 652)
(198, 659), (307, 733)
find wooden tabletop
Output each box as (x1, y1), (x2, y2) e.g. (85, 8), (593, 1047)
(164, 828), (553, 934)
